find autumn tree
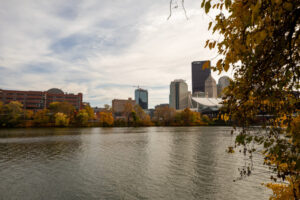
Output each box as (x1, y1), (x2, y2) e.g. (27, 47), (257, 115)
(133, 105), (152, 126)
(33, 109), (50, 127)
(83, 104), (95, 120)
(153, 106), (176, 125)
(1, 101), (23, 127)
(54, 112), (70, 127)
(193, 0), (300, 198)
(49, 102), (75, 116)
(98, 112), (114, 127)
(75, 109), (89, 126)
(175, 108), (205, 126)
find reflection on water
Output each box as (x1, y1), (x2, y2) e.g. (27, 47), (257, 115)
(0, 127), (270, 200)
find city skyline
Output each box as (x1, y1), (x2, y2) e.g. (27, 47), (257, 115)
(0, 0), (232, 108)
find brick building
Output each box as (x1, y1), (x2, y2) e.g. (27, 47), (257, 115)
(112, 98), (136, 117)
(0, 88), (83, 110)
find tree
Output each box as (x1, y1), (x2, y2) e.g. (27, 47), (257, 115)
(2, 101), (23, 127)
(133, 105), (152, 126)
(75, 109), (89, 126)
(197, 0), (299, 199)
(153, 106), (176, 125)
(0, 101), (4, 126)
(83, 104), (95, 120)
(123, 102), (134, 123)
(33, 109), (50, 126)
(98, 112), (114, 127)
(54, 112), (70, 127)
(49, 102), (75, 116)
(175, 108), (205, 126)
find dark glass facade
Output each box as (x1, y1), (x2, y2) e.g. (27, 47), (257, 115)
(135, 89), (148, 109)
(191, 61), (211, 94)
(175, 82), (179, 110)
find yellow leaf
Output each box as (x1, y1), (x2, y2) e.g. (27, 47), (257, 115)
(208, 22), (212, 30)
(205, 40), (209, 48)
(205, 1), (211, 13)
(202, 61), (210, 69)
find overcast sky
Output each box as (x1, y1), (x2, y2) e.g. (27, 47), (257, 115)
(0, 0), (232, 108)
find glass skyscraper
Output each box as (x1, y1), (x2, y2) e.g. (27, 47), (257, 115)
(191, 61), (211, 94)
(135, 88), (148, 109)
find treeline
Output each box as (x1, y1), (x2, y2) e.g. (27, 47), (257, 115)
(0, 101), (214, 128)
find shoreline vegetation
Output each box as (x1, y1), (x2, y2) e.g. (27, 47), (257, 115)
(0, 101), (229, 129)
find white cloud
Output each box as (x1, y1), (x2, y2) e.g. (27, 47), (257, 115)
(0, 0), (232, 108)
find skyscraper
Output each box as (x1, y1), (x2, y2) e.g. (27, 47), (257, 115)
(217, 76), (230, 97)
(205, 75), (217, 98)
(135, 88), (148, 109)
(169, 79), (189, 110)
(191, 61), (211, 94)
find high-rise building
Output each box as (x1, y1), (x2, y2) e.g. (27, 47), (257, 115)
(0, 88), (83, 110)
(169, 79), (189, 110)
(191, 61), (211, 94)
(135, 88), (148, 109)
(205, 75), (217, 98)
(217, 76), (230, 97)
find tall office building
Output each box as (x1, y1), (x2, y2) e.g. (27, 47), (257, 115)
(135, 88), (148, 109)
(191, 61), (211, 94)
(169, 79), (189, 110)
(205, 75), (217, 98)
(217, 76), (230, 97)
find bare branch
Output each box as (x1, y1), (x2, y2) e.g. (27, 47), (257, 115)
(167, 0), (173, 20)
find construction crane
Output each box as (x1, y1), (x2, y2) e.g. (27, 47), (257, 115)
(132, 85), (147, 90)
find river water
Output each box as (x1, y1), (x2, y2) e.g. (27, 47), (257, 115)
(0, 127), (271, 200)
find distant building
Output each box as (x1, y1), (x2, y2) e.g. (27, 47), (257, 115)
(217, 76), (230, 97)
(112, 98), (136, 117)
(135, 88), (148, 109)
(169, 79), (189, 110)
(154, 103), (169, 109)
(205, 75), (217, 98)
(191, 61), (211, 94)
(0, 88), (83, 110)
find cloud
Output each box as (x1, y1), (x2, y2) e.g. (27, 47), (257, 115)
(0, 0), (232, 108)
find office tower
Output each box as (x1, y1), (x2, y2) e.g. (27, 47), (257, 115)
(191, 61), (211, 94)
(135, 88), (148, 109)
(217, 76), (230, 97)
(169, 79), (189, 110)
(205, 75), (217, 98)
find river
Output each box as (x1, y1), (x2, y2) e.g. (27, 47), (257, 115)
(0, 127), (271, 200)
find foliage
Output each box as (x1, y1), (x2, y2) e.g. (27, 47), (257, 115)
(54, 112), (70, 127)
(24, 110), (34, 120)
(98, 112), (114, 127)
(153, 106), (176, 125)
(133, 105), (153, 126)
(33, 109), (50, 126)
(174, 108), (206, 126)
(1, 101), (23, 127)
(83, 104), (95, 120)
(75, 109), (89, 126)
(199, 0), (300, 198)
(49, 102), (75, 116)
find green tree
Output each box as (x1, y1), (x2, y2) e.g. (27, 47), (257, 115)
(198, 0), (300, 198)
